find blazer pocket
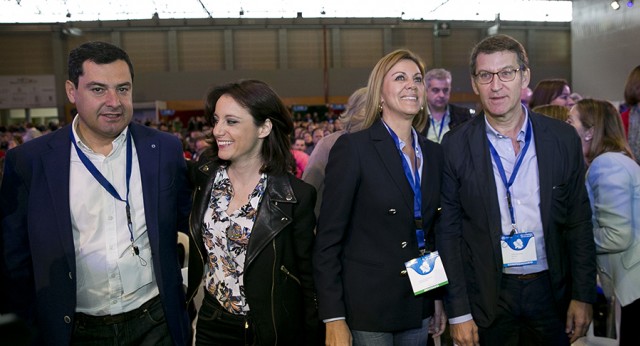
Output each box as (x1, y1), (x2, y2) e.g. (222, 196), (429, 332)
(622, 241), (640, 270)
(550, 183), (569, 225)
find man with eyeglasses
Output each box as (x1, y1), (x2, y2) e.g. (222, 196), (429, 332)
(436, 34), (596, 346)
(420, 68), (475, 143)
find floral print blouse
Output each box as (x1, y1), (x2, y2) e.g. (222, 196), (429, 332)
(203, 166), (267, 315)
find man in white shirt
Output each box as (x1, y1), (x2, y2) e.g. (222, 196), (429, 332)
(0, 41), (192, 345)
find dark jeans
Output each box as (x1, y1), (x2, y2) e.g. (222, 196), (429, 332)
(71, 295), (172, 346)
(195, 292), (254, 346)
(479, 271), (569, 346)
(351, 317), (431, 346)
(620, 297), (640, 346)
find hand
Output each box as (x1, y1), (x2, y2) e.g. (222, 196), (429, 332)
(565, 300), (592, 343)
(325, 320), (352, 346)
(429, 300), (447, 337)
(450, 319), (479, 346)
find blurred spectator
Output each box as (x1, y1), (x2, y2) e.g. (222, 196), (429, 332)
(529, 78), (572, 109)
(532, 104), (569, 122)
(621, 64), (640, 162)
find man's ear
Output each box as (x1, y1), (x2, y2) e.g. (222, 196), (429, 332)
(65, 80), (77, 104)
(520, 68), (531, 90)
(258, 118), (272, 139)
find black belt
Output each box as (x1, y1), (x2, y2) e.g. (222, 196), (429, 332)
(504, 270), (548, 280)
(75, 295), (160, 326)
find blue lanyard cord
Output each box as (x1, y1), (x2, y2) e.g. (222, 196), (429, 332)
(487, 118), (532, 234)
(69, 127), (140, 256)
(430, 113), (447, 143)
(384, 122), (425, 250)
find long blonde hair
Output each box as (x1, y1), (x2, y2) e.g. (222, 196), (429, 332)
(361, 49), (427, 132)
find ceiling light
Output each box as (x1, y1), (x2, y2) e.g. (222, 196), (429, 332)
(611, 0), (621, 10)
(627, 0), (634, 7)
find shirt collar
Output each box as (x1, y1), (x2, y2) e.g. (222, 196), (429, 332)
(484, 105), (529, 142)
(71, 114), (129, 154)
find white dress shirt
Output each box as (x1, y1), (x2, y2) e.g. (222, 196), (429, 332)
(70, 115), (158, 316)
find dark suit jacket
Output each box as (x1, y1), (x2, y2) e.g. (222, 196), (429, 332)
(313, 119), (444, 332)
(436, 111), (596, 327)
(0, 123), (192, 345)
(420, 103), (474, 138)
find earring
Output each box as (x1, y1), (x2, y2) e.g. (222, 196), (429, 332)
(378, 103), (383, 114)
(420, 106), (424, 112)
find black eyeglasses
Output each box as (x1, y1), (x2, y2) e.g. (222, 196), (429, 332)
(473, 68), (522, 84)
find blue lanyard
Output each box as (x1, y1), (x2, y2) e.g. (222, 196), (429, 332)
(430, 112), (447, 143)
(69, 127), (139, 256)
(384, 123), (425, 250)
(487, 118), (532, 234)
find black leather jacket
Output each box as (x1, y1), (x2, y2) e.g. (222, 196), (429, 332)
(186, 160), (321, 345)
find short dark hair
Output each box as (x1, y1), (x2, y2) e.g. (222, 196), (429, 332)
(469, 34), (529, 76)
(204, 79), (294, 175)
(68, 41), (134, 87)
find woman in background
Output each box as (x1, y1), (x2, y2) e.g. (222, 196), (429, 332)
(187, 79), (320, 345)
(621, 65), (640, 162)
(566, 98), (640, 346)
(531, 104), (569, 122)
(314, 49), (446, 346)
(529, 78), (571, 109)
(302, 86), (367, 217)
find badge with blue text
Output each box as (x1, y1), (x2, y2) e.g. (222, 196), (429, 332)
(501, 232), (537, 267)
(404, 251), (448, 295)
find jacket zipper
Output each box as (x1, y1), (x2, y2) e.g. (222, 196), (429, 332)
(280, 265), (301, 285)
(271, 240), (278, 344)
(187, 185), (205, 305)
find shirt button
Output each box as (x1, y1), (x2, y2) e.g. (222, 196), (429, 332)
(401, 242), (408, 248)
(64, 316), (71, 324)
(388, 209), (397, 215)
(112, 300), (117, 305)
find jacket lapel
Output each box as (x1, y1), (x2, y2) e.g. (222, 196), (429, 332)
(529, 113), (554, 233)
(129, 124), (161, 255)
(370, 120), (414, 214)
(42, 126), (75, 275)
(468, 115), (503, 247)
(246, 174), (294, 268)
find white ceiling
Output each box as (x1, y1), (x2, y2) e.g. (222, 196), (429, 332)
(1, 0), (573, 23)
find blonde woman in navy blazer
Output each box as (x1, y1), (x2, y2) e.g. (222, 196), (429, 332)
(314, 49), (446, 346)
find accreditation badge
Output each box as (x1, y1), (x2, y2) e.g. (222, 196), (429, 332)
(500, 232), (537, 267)
(404, 251), (448, 295)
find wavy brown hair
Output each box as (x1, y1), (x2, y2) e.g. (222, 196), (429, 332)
(204, 79), (294, 175)
(575, 98), (634, 164)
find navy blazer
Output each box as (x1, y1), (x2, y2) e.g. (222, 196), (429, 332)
(436, 111), (596, 327)
(420, 103), (474, 138)
(0, 123), (192, 345)
(313, 119), (444, 332)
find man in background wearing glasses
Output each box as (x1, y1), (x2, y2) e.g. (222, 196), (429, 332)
(436, 34), (596, 346)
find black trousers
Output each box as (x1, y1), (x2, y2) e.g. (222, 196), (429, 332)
(620, 297), (640, 346)
(195, 292), (255, 346)
(479, 271), (569, 346)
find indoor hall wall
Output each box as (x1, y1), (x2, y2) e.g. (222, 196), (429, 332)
(0, 20), (570, 118)
(572, 0), (640, 104)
